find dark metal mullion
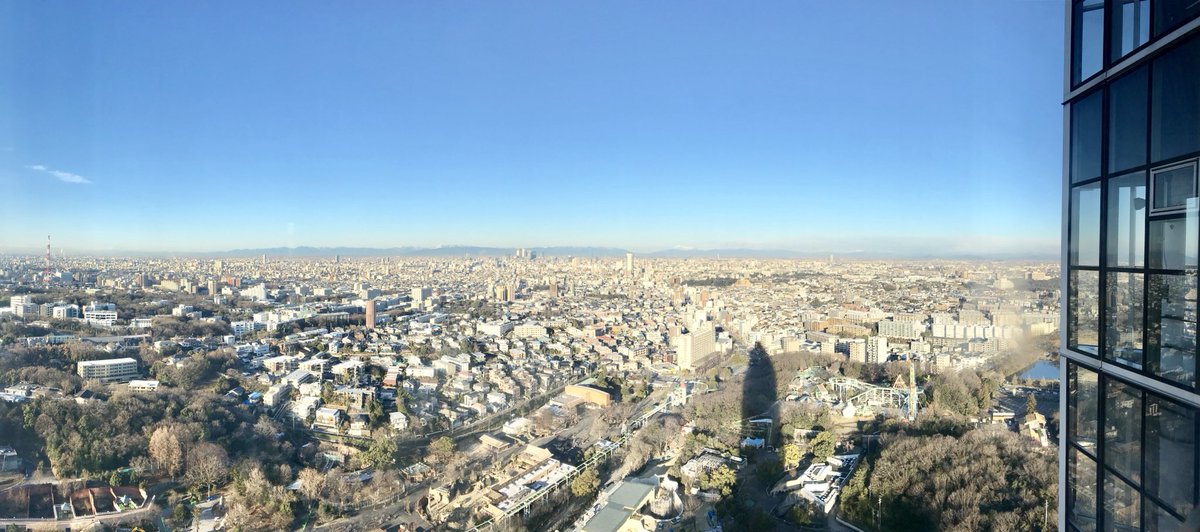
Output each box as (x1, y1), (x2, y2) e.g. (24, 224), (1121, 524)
(1097, 373), (1108, 530)
(1099, 75), (1111, 368)
(1139, 51), (1160, 396)
(1140, 374), (1147, 527)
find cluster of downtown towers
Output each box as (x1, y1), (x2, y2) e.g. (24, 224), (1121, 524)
(1063, 0), (1200, 529)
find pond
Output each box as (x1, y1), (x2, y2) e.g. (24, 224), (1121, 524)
(1020, 360), (1060, 381)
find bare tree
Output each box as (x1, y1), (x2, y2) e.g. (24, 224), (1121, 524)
(185, 442), (229, 495)
(297, 467), (326, 502)
(149, 423), (189, 479)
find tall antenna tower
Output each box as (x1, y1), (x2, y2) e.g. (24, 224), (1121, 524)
(43, 235), (51, 286)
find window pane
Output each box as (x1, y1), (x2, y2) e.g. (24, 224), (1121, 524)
(1107, 172), (1147, 267)
(1112, 0), (1150, 61)
(1149, 214), (1199, 269)
(1071, 270), (1101, 356)
(1147, 273), (1197, 387)
(1072, 91), (1104, 183)
(1069, 363), (1100, 452)
(1104, 471), (1141, 530)
(1151, 36), (1200, 163)
(1105, 379), (1143, 484)
(1069, 446), (1099, 532)
(1151, 163), (1197, 213)
(1074, 0), (1105, 85)
(1155, 0), (1200, 37)
(1145, 501), (1186, 532)
(1105, 272), (1145, 369)
(1109, 66), (1148, 173)
(1145, 394), (1197, 516)
(1072, 183), (1102, 266)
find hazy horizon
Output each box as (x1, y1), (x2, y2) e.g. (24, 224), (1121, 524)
(0, 239), (1059, 260)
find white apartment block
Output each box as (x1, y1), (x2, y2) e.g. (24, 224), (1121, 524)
(78, 358), (139, 383)
(513, 323), (548, 338)
(83, 309), (118, 327)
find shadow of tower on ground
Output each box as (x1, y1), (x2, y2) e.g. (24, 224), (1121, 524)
(741, 342), (777, 447)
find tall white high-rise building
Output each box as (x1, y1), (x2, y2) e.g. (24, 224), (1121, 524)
(866, 336), (888, 364)
(673, 322), (715, 370)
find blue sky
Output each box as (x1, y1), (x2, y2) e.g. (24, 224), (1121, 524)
(0, 1), (1064, 255)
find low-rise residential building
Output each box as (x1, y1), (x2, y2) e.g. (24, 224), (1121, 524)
(128, 379), (160, 392)
(313, 407), (343, 431)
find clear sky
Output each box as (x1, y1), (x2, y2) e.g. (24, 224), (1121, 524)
(0, 1), (1064, 256)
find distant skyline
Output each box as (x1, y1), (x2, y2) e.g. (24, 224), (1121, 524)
(0, 2), (1063, 256)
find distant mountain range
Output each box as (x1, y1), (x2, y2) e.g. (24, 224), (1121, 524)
(1, 245), (1057, 261)
(210, 246), (802, 258)
(179, 246), (1053, 260)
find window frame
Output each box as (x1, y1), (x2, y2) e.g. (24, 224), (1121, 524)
(1073, 0), (1108, 88)
(1149, 159), (1199, 215)
(1066, 362), (1200, 529)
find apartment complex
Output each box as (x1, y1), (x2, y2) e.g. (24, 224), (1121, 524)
(1062, 0), (1200, 529)
(77, 357), (139, 383)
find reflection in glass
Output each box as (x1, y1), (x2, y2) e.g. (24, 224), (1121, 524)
(1109, 67), (1148, 173)
(1146, 502), (1186, 532)
(1152, 37), (1200, 163)
(1072, 91), (1104, 183)
(1145, 394), (1197, 516)
(1105, 272), (1144, 369)
(1147, 273), (1197, 387)
(1072, 183), (1102, 267)
(1073, 0), (1105, 85)
(1104, 379), (1142, 483)
(1071, 270), (1101, 356)
(1068, 446), (1098, 532)
(1068, 363), (1099, 451)
(1103, 472), (1141, 530)
(1112, 0), (1150, 61)
(1107, 172), (1146, 267)
(1150, 213), (1199, 269)
(1155, 0), (1200, 38)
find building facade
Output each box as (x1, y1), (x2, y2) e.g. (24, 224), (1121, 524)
(1061, 1), (1200, 529)
(673, 322), (715, 370)
(77, 358), (139, 383)
(364, 299), (376, 330)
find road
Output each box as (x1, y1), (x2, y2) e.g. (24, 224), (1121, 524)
(827, 506), (865, 532)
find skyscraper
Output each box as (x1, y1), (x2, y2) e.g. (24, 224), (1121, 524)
(364, 299), (376, 330)
(1061, 2), (1200, 529)
(672, 322), (715, 371)
(625, 251), (634, 277)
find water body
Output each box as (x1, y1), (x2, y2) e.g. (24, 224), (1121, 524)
(1020, 359), (1060, 381)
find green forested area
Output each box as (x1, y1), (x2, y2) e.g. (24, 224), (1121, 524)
(840, 419), (1056, 532)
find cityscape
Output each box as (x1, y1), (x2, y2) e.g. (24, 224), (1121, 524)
(1, 1), (1199, 531)
(0, 252), (1061, 531)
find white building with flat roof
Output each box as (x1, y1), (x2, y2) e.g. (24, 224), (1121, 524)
(129, 380), (160, 392)
(78, 357), (139, 383)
